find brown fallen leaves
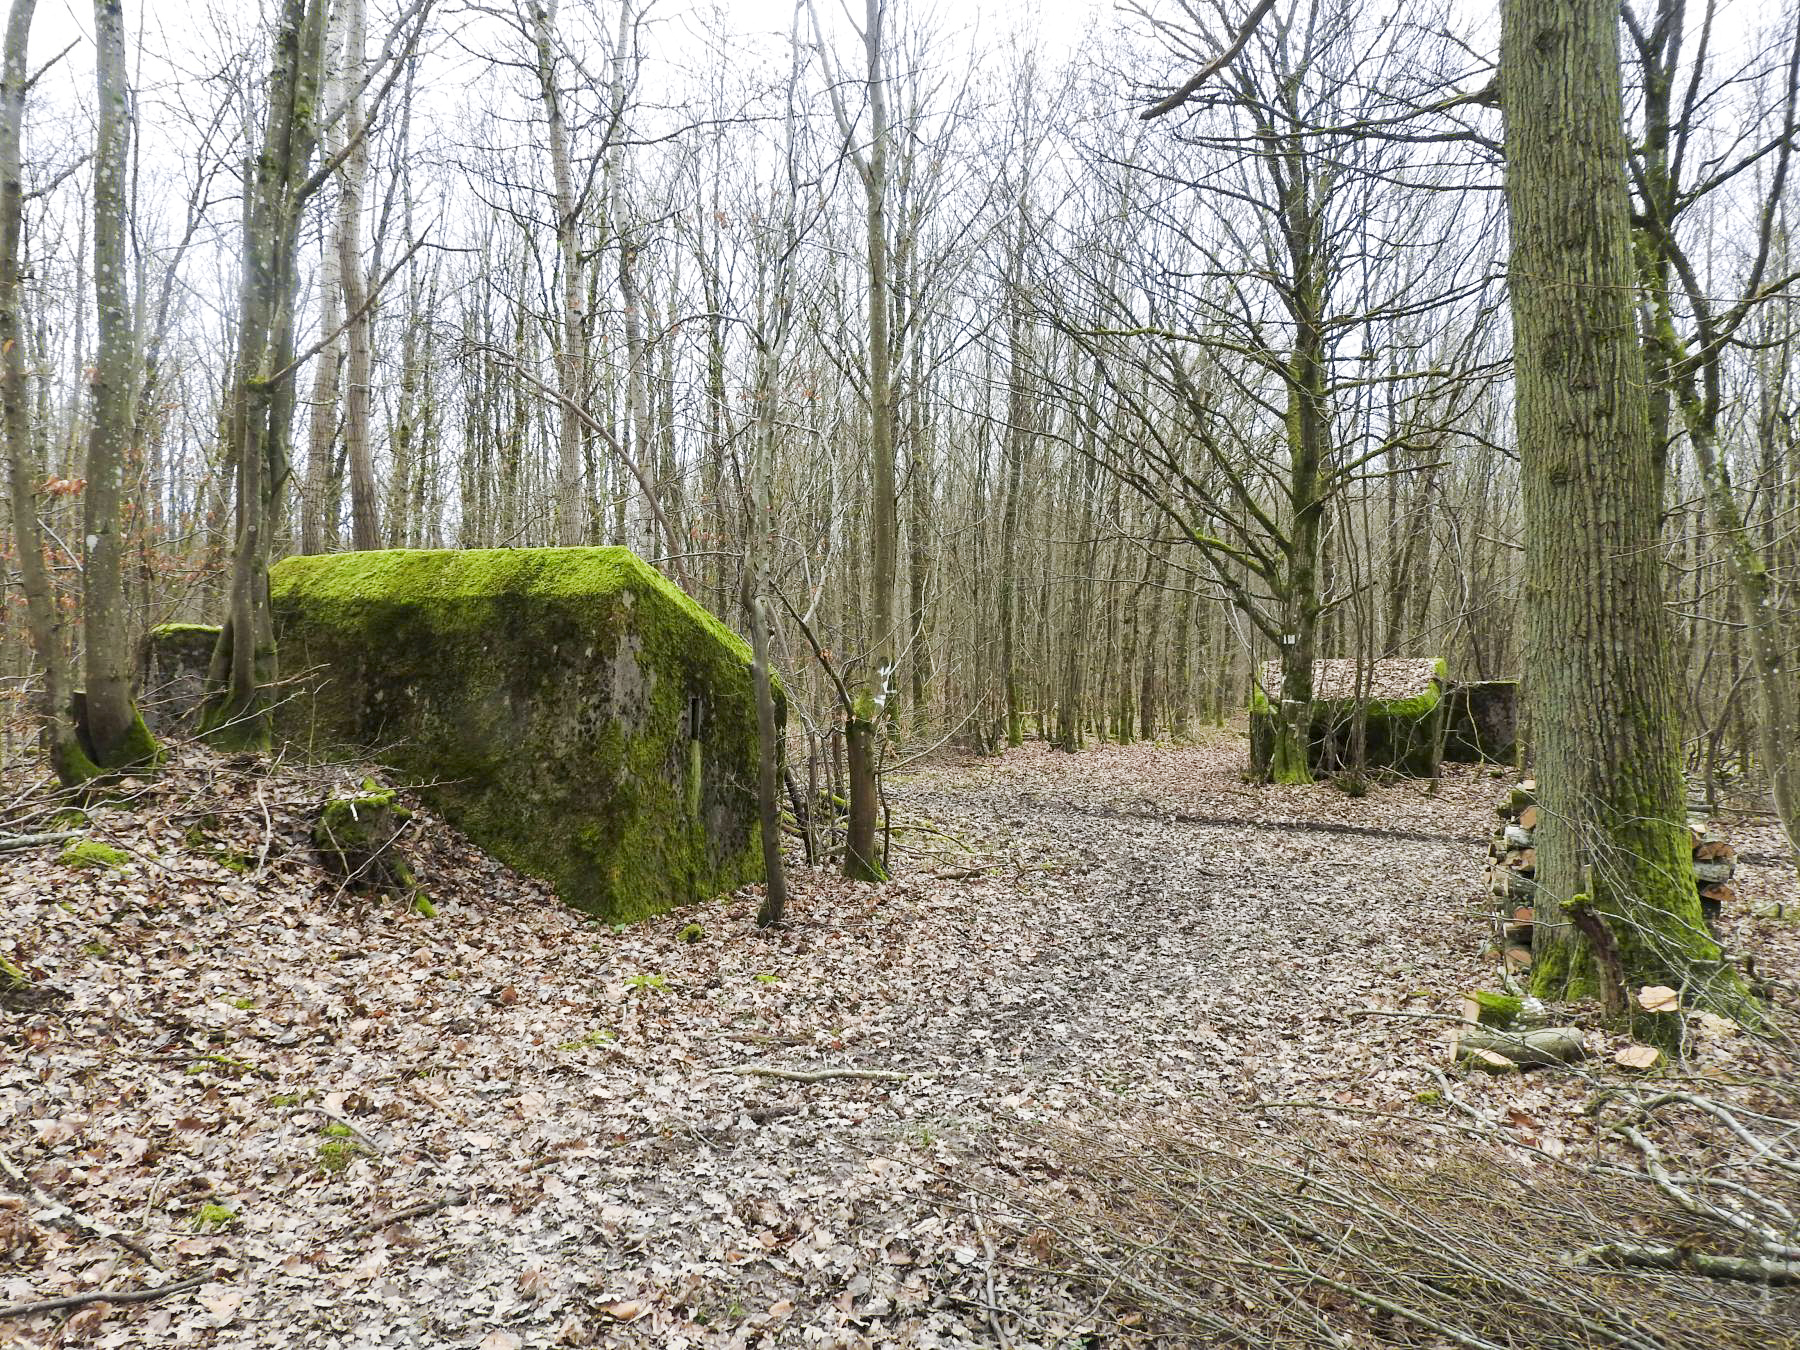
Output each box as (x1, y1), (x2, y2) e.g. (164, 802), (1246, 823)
(0, 735), (1794, 1348)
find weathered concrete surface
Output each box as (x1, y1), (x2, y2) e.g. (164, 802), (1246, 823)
(270, 547), (771, 921)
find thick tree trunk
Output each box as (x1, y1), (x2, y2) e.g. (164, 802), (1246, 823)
(203, 0), (327, 751)
(1500, 0), (1738, 1008)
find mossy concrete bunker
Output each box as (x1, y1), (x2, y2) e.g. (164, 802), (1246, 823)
(269, 547), (773, 922)
(1249, 657), (1449, 777)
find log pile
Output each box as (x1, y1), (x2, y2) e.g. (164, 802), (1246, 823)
(1486, 783), (1739, 956)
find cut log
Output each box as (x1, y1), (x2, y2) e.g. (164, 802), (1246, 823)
(1699, 883), (1735, 905)
(1458, 1046), (1520, 1074)
(1506, 847), (1537, 873)
(1504, 824), (1534, 849)
(1490, 871), (1536, 901)
(1613, 1045), (1661, 1072)
(1454, 1025), (1584, 1068)
(1694, 840), (1736, 863)
(1693, 861), (1734, 884)
(1518, 804), (1539, 830)
(1504, 944), (1533, 971)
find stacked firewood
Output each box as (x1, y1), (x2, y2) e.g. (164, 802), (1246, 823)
(1486, 783), (1739, 957)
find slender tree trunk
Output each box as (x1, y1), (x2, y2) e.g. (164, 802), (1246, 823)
(301, 228), (342, 554)
(1501, 0), (1738, 1009)
(1, 0), (92, 781)
(82, 0), (151, 767)
(333, 0), (377, 550)
(534, 0), (586, 545)
(840, 0), (897, 881)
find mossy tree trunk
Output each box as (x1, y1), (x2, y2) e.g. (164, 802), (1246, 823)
(1500, 0), (1742, 1009)
(203, 0), (329, 751)
(1625, 0), (1800, 878)
(79, 0), (155, 770)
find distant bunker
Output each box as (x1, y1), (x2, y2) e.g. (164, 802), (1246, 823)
(268, 547), (771, 923)
(1250, 657), (1449, 777)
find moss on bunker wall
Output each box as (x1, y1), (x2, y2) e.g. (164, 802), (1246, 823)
(269, 547), (770, 922)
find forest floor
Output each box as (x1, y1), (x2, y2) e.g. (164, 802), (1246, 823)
(2, 734), (1798, 1348)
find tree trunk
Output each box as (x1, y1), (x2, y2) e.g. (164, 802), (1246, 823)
(202, 0), (328, 751)
(81, 0), (152, 768)
(840, 0), (897, 881)
(1, 0), (93, 782)
(336, 0), (377, 551)
(534, 0), (586, 546)
(1500, 0), (1739, 1008)
(301, 222), (342, 555)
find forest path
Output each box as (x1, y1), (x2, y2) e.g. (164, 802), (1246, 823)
(3, 737), (1516, 1350)
(879, 740), (1496, 1113)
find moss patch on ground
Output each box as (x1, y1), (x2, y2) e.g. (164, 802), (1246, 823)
(58, 839), (131, 871)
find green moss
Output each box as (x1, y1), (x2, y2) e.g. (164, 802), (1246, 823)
(556, 1026), (615, 1051)
(58, 839), (131, 871)
(100, 707), (160, 771)
(270, 548), (771, 924)
(317, 1139), (359, 1173)
(149, 622), (222, 640)
(322, 1121), (355, 1138)
(677, 922), (705, 943)
(313, 790), (416, 897)
(411, 893), (438, 918)
(1464, 991), (1523, 1028)
(191, 1203), (238, 1232)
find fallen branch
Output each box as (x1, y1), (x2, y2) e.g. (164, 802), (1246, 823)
(0, 1146), (161, 1267)
(0, 830), (78, 853)
(0, 1273), (207, 1320)
(725, 1065), (911, 1083)
(1580, 1242), (1800, 1285)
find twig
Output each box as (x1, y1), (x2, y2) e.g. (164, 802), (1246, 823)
(334, 1188), (470, 1239)
(0, 1146), (162, 1267)
(0, 1274), (208, 1320)
(724, 1065), (911, 1083)
(972, 1199), (1016, 1350)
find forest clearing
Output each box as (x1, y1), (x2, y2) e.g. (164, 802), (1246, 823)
(3, 738), (1799, 1346)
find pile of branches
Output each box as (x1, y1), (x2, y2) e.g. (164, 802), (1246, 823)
(988, 1111), (1800, 1348)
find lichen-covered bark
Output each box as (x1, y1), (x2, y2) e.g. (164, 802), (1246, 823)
(270, 547), (769, 922)
(1500, 0), (1742, 1009)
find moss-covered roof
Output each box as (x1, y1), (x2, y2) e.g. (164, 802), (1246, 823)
(1258, 657), (1443, 703)
(270, 547), (750, 663)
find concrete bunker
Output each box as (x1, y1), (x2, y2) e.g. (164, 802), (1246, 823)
(1249, 657), (1448, 778)
(265, 547), (772, 922)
